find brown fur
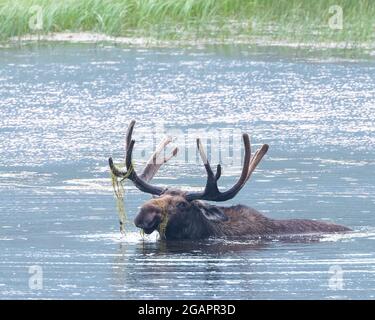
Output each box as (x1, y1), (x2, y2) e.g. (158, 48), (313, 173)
(133, 190), (351, 240)
(212, 205), (350, 236)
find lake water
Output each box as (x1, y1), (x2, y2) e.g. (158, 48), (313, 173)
(0, 43), (374, 299)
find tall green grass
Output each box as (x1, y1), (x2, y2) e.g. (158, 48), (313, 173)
(0, 0), (374, 43)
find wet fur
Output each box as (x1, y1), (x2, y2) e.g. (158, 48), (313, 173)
(164, 204), (350, 240)
(134, 192), (351, 240)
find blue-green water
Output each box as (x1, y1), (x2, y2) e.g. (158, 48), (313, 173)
(0, 44), (374, 299)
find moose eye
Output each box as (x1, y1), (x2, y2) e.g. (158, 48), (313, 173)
(177, 202), (188, 210)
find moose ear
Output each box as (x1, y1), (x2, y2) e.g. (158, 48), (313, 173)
(197, 203), (229, 222)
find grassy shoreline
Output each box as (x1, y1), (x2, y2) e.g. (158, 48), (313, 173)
(0, 0), (374, 46)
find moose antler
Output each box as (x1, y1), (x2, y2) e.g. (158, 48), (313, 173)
(185, 134), (269, 202)
(141, 136), (178, 182)
(108, 120), (178, 195)
(109, 120), (268, 201)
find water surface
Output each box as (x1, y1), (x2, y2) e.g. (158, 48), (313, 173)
(0, 43), (374, 299)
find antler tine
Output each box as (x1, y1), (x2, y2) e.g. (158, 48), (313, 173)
(196, 139), (222, 181)
(196, 139), (221, 191)
(108, 157), (125, 177)
(186, 133), (252, 202)
(246, 144), (269, 182)
(197, 139), (214, 178)
(125, 138), (135, 171)
(108, 120), (136, 179)
(125, 120), (136, 151)
(214, 133), (252, 200)
(140, 136), (179, 182)
(215, 164), (222, 180)
(167, 147), (179, 161)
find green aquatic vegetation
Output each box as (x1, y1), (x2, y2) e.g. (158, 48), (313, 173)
(110, 162), (168, 239)
(0, 0), (374, 45)
(110, 163), (129, 235)
(157, 207), (168, 240)
(151, 198), (168, 240)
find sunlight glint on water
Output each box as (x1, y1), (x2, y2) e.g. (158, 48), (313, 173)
(0, 44), (374, 299)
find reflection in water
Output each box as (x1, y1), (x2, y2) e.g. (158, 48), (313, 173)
(134, 238), (266, 255)
(111, 239), (266, 299)
(109, 231), (365, 299)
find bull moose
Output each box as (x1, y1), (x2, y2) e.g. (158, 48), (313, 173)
(109, 120), (350, 240)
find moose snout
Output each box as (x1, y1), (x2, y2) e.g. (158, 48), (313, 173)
(134, 210), (161, 233)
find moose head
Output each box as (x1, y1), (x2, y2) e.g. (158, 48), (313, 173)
(109, 120), (269, 240)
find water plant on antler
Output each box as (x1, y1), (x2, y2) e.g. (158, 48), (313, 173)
(109, 120), (178, 238)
